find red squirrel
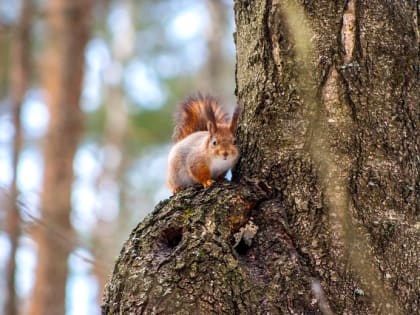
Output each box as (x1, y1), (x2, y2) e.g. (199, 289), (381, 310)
(167, 95), (241, 193)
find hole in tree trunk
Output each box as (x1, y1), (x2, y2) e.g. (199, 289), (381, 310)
(233, 237), (251, 255)
(160, 226), (183, 248)
(231, 220), (258, 255)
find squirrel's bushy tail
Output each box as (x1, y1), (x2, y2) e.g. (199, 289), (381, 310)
(173, 94), (227, 142)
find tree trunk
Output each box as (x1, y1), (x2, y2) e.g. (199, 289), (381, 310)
(92, 52), (130, 304)
(91, 0), (134, 299)
(102, 1), (419, 314)
(5, 1), (33, 315)
(199, 0), (234, 102)
(29, 1), (92, 315)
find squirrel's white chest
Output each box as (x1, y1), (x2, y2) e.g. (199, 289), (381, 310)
(210, 157), (235, 177)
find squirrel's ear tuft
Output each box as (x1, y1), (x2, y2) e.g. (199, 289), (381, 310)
(229, 106), (241, 133)
(207, 120), (217, 135)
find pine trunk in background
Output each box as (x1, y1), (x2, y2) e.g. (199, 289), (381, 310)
(29, 1), (92, 315)
(102, 1), (419, 314)
(92, 67), (130, 304)
(5, 1), (33, 315)
(200, 0), (233, 101)
(91, 0), (133, 300)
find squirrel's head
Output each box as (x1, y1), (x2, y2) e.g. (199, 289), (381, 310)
(206, 106), (241, 161)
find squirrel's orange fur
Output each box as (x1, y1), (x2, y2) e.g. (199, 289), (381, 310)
(167, 95), (240, 193)
(172, 95), (228, 142)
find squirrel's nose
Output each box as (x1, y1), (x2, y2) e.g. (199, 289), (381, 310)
(223, 152), (228, 159)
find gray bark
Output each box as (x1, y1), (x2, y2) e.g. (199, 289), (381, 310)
(102, 1), (419, 314)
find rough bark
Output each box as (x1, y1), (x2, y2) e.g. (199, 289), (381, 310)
(29, 1), (92, 315)
(102, 1), (419, 314)
(5, 1), (33, 315)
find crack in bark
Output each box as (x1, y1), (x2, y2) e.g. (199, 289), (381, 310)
(342, 0), (356, 63)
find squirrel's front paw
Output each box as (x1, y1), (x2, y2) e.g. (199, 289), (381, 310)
(202, 179), (215, 188)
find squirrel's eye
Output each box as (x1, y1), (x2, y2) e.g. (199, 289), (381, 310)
(212, 140), (217, 146)
(232, 138), (236, 145)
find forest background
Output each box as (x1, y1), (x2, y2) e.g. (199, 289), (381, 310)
(0, 0), (235, 314)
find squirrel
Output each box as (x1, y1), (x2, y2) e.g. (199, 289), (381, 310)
(167, 94), (241, 193)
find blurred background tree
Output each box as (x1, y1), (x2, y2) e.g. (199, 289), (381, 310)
(0, 0), (236, 314)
